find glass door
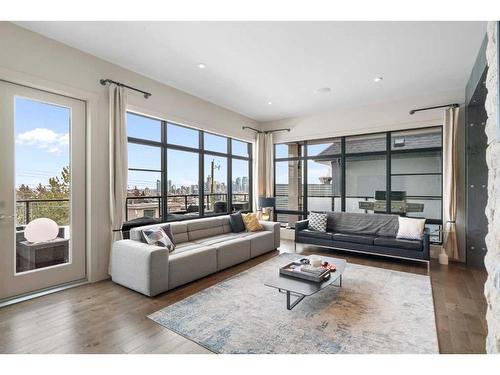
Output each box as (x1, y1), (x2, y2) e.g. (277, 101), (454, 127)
(0, 81), (86, 301)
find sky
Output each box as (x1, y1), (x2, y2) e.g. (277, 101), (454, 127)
(127, 113), (249, 190)
(15, 98), (70, 188)
(13, 104), (249, 191)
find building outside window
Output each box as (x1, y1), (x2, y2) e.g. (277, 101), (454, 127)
(126, 112), (252, 222)
(274, 126), (443, 243)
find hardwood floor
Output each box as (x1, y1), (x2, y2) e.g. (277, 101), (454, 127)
(0, 240), (488, 354)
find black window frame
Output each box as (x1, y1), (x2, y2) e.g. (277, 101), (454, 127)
(273, 125), (443, 243)
(126, 111), (253, 222)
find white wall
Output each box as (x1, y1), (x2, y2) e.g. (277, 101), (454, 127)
(0, 22), (259, 282)
(260, 95), (460, 143)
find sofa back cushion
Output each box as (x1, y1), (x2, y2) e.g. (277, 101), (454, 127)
(326, 212), (399, 237)
(221, 216), (232, 233)
(170, 222), (189, 243)
(130, 221), (189, 244)
(187, 217), (224, 241)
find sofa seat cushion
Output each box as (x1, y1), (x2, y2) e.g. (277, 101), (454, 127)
(332, 233), (375, 245)
(192, 232), (248, 246)
(215, 238), (251, 270)
(298, 229), (333, 240)
(168, 246), (217, 289)
(170, 241), (204, 255)
(374, 237), (423, 251)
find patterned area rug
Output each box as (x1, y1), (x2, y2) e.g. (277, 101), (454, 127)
(148, 253), (439, 354)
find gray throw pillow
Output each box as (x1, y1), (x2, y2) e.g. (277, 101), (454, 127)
(229, 212), (246, 233)
(308, 212), (327, 232)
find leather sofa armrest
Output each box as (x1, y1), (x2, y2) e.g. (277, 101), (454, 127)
(295, 219), (309, 242)
(422, 228), (431, 260)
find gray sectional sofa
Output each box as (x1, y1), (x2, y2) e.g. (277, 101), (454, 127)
(295, 212), (430, 269)
(111, 215), (280, 296)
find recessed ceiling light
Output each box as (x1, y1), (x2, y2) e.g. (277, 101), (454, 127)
(316, 87), (332, 94)
(374, 76), (383, 82)
(198, 63), (207, 69)
(267, 101), (273, 105)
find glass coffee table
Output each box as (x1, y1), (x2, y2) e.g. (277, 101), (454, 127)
(264, 255), (347, 310)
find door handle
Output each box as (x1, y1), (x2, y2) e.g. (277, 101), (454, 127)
(0, 214), (15, 220)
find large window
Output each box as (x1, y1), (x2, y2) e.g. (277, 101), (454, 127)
(274, 126), (443, 243)
(126, 112), (252, 222)
(274, 142), (304, 227)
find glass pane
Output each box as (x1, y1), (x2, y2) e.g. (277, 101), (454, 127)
(307, 138), (341, 156)
(346, 133), (386, 154)
(391, 175), (441, 196)
(127, 112), (161, 142)
(232, 159), (250, 212)
(167, 149), (199, 219)
(426, 223), (442, 243)
(204, 156), (228, 214)
(307, 158), (341, 212)
(204, 133), (227, 153)
(275, 142), (303, 159)
(277, 213), (303, 228)
(391, 151), (442, 174)
(126, 198), (161, 221)
(404, 198), (442, 220)
(232, 139), (249, 157)
(275, 160), (303, 211)
(15, 98), (71, 273)
(346, 197), (376, 213)
(167, 122), (199, 149)
(391, 127), (442, 150)
(128, 143), (161, 170)
(307, 197), (337, 212)
(345, 154), (386, 213)
(127, 170), (161, 196)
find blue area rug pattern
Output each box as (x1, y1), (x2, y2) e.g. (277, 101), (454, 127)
(148, 253), (439, 354)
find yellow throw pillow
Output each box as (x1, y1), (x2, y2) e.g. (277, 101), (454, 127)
(242, 213), (264, 232)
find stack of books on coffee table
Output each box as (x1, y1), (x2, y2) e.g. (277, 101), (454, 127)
(279, 261), (331, 283)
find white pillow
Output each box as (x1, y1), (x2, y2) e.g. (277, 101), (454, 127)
(308, 212), (328, 232)
(396, 217), (426, 240)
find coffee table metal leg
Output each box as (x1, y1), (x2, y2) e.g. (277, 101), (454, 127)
(286, 290), (305, 310)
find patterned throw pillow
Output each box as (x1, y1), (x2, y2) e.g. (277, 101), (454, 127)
(160, 224), (175, 245)
(396, 217), (426, 240)
(141, 227), (175, 252)
(241, 213), (264, 232)
(308, 212), (327, 232)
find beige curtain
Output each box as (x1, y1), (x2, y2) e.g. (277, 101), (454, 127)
(443, 107), (459, 259)
(253, 132), (274, 211)
(109, 85), (128, 272)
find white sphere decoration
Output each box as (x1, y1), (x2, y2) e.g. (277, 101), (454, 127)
(24, 218), (59, 243)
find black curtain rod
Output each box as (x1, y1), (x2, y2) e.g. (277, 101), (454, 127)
(409, 103), (459, 115)
(100, 79), (152, 99)
(242, 126), (291, 134)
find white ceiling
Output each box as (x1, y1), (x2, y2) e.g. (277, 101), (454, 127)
(16, 21), (486, 122)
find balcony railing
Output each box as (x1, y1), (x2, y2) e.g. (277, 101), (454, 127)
(16, 198), (70, 226)
(14, 194), (250, 227)
(125, 193), (250, 221)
